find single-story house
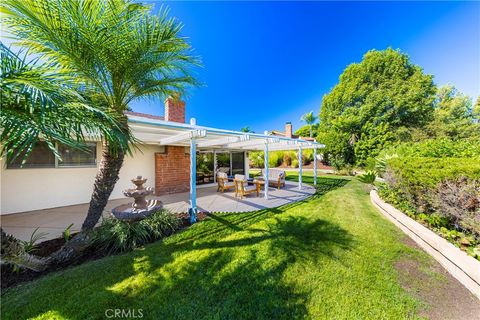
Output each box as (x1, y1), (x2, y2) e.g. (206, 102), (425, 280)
(0, 97), (324, 217)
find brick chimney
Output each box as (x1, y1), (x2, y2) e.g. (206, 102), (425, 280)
(285, 122), (293, 138)
(164, 95), (185, 123)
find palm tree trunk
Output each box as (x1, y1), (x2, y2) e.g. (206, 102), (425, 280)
(81, 140), (125, 231)
(310, 125), (313, 138)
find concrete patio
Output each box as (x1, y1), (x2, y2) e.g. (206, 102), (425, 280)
(1, 181), (315, 241)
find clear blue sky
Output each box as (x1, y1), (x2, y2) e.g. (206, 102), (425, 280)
(2, 1), (478, 133)
(129, 1), (480, 133)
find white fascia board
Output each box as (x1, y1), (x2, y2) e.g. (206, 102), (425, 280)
(158, 130), (206, 145)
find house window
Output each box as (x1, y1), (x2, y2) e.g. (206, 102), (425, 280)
(7, 142), (97, 169)
(7, 141), (56, 169)
(58, 143), (97, 167)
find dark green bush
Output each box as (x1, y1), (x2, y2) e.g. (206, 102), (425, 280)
(384, 157), (480, 235)
(91, 210), (181, 253)
(386, 157), (480, 191)
(387, 138), (480, 159)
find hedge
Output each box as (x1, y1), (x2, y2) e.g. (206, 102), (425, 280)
(387, 157), (480, 190)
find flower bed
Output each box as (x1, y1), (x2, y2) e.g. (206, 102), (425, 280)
(378, 184), (479, 260)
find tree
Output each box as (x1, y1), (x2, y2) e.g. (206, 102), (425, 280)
(241, 126), (254, 133)
(0, 44), (126, 163)
(2, 0), (199, 238)
(294, 123), (319, 139)
(0, 43), (128, 270)
(300, 111), (318, 137)
(426, 85), (479, 139)
(318, 48), (436, 165)
(472, 96), (480, 120)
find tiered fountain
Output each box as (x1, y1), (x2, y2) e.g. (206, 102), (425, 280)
(111, 176), (163, 221)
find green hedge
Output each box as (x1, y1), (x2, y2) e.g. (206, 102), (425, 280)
(387, 157), (480, 190)
(385, 157), (480, 236)
(388, 138), (480, 158)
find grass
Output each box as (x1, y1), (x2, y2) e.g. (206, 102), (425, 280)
(1, 173), (436, 319)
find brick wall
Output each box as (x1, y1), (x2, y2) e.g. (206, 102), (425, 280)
(164, 97), (186, 123)
(155, 146), (190, 195)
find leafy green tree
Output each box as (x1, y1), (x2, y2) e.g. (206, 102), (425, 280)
(474, 97), (480, 119)
(318, 48), (436, 165)
(241, 126), (254, 133)
(2, 0), (199, 236)
(426, 85), (478, 139)
(300, 111), (318, 137)
(295, 123), (319, 139)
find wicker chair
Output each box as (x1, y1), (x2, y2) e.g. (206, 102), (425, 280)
(261, 169), (286, 189)
(234, 174), (260, 198)
(217, 172), (235, 193)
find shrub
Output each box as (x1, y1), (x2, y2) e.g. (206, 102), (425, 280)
(433, 177), (480, 235)
(249, 151), (264, 168)
(283, 151), (297, 166)
(331, 155), (346, 172)
(91, 210), (181, 253)
(387, 138), (480, 159)
(302, 149), (314, 165)
(268, 152), (281, 167)
(358, 171), (377, 185)
(291, 159), (299, 168)
(385, 157), (480, 235)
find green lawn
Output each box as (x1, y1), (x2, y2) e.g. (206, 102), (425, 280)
(2, 173), (434, 319)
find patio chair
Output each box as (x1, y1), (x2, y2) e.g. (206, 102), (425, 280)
(234, 174), (260, 199)
(261, 169), (286, 189)
(217, 172), (235, 193)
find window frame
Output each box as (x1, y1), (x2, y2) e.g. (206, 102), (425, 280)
(6, 141), (98, 170)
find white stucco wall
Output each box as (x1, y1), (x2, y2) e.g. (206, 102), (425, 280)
(0, 143), (162, 215)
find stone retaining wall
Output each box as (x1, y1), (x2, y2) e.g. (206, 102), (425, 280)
(370, 190), (480, 300)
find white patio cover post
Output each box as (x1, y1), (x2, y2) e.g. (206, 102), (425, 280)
(264, 133), (269, 200)
(189, 136), (197, 223)
(313, 145), (317, 186)
(298, 145), (303, 190)
(189, 119), (198, 223)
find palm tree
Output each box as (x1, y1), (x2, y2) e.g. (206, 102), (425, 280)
(2, 0), (199, 236)
(0, 44), (131, 270)
(0, 43), (125, 164)
(300, 111), (318, 138)
(241, 126), (254, 133)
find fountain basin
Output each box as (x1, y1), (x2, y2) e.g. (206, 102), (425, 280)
(111, 199), (163, 221)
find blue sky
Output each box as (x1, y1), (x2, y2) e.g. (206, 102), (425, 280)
(130, 1), (480, 133)
(2, 1), (478, 133)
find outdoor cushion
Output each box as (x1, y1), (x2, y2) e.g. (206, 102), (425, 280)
(235, 174), (246, 181)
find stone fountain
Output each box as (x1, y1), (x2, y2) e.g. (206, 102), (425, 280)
(111, 176), (163, 221)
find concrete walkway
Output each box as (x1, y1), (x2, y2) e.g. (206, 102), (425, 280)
(1, 181), (315, 241)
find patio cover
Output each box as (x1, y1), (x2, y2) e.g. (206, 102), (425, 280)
(128, 114), (325, 222)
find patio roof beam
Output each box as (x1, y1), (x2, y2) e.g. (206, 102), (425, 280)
(242, 141), (314, 151)
(223, 136), (277, 149)
(196, 135), (249, 148)
(158, 129), (207, 145)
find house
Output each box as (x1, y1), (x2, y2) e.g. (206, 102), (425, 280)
(269, 122), (315, 141)
(0, 97), (323, 216)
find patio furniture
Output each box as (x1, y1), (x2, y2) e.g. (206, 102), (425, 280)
(234, 174), (260, 198)
(261, 169), (286, 189)
(217, 172), (235, 193)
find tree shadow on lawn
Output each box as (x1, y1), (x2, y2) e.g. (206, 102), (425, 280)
(5, 177), (352, 320)
(108, 215), (355, 319)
